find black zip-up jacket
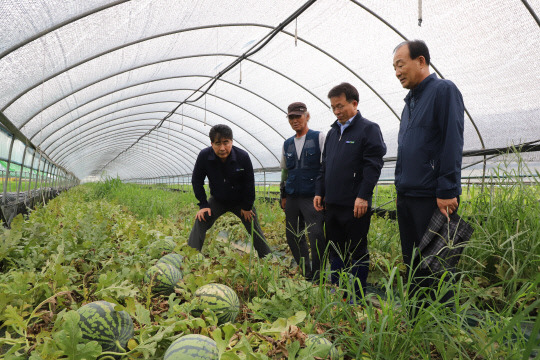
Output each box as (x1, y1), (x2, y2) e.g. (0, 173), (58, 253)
(192, 146), (255, 211)
(395, 73), (464, 198)
(315, 111), (386, 207)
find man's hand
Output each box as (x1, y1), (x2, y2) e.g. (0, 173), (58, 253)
(241, 209), (255, 222)
(313, 196), (324, 211)
(437, 197), (458, 218)
(281, 198), (286, 210)
(354, 197), (368, 218)
(196, 207), (211, 222)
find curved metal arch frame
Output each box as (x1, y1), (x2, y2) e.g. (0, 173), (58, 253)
(98, 116), (268, 173)
(44, 102), (277, 168)
(25, 74), (286, 132)
(2, 3), (515, 182)
(107, 152), (180, 179)
(92, 150), (181, 179)
(59, 115), (268, 176)
(57, 134), (147, 168)
(55, 124), (200, 171)
(105, 115), (268, 170)
(349, 0), (485, 150)
(25, 53), (323, 142)
(46, 114), (186, 158)
(38, 86), (287, 154)
(6, 22), (335, 115)
(57, 133), (194, 176)
(64, 138), (188, 179)
(0, 1), (130, 60)
(76, 147), (187, 180)
(114, 105), (272, 169)
(10, 17), (406, 178)
(50, 118), (203, 164)
(12, 22), (399, 131)
(52, 122), (199, 165)
(46, 112), (166, 157)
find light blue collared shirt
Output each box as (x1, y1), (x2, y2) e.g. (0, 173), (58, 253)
(338, 114), (356, 134)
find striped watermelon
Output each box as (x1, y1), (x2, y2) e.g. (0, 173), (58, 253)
(77, 301), (134, 354)
(157, 253), (184, 271)
(144, 262), (182, 294)
(163, 334), (218, 360)
(192, 283), (240, 324)
(147, 238), (177, 258)
(305, 334), (340, 359)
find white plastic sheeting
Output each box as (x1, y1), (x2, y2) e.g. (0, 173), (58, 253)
(0, 0), (538, 181)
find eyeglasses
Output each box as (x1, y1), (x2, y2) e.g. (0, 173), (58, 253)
(331, 104), (345, 111)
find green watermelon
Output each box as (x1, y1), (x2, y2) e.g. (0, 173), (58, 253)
(164, 334), (218, 360)
(144, 263), (182, 294)
(147, 237), (176, 258)
(157, 253), (184, 271)
(77, 301), (134, 354)
(192, 283), (240, 324)
(305, 334), (340, 359)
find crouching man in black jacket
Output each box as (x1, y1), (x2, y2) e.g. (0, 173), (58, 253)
(314, 83), (386, 302)
(188, 124), (272, 259)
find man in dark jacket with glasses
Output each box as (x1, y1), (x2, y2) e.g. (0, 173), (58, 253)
(314, 83), (387, 302)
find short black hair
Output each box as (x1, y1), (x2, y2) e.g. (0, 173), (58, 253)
(327, 82), (359, 103)
(209, 124), (233, 143)
(394, 40), (430, 66)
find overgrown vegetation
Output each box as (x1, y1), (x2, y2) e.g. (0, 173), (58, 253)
(0, 158), (538, 359)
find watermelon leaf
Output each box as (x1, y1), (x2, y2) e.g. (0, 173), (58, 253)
(286, 340), (301, 359)
(287, 311), (306, 327)
(3, 305), (27, 336)
(128, 324), (176, 358)
(211, 323), (237, 353)
(54, 311), (102, 360)
(134, 303), (151, 326)
(220, 353), (243, 360)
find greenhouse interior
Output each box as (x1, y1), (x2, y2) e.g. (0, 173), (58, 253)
(0, 1), (539, 359)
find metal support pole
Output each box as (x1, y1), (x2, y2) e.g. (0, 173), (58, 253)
(43, 161), (52, 200)
(51, 166), (59, 195)
(16, 143), (28, 200)
(264, 171), (267, 199)
(37, 156), (45, 195)
(27, 151), (36, 199)
(3, 135), (15, 205)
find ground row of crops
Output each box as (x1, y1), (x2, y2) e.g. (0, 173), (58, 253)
(0, 161), (539, 359)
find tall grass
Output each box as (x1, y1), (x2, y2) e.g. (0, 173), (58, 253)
(458, 153), (540, 312)
(86, 177), (197, 221)
(76, 160), (539, 359)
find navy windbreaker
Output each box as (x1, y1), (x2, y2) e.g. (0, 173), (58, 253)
(394, 73), (464, 198)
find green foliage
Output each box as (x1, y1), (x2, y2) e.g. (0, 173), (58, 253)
(0, 170), (538, 359)
(54, 311), (102, 360)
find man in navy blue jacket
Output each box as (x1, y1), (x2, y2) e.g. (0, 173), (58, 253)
(187, 124), (272, 258)
(393, 40), (464, 304)
(314, 83), (387, 301)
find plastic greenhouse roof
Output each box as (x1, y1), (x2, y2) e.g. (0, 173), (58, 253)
(0, 0), (539, 181)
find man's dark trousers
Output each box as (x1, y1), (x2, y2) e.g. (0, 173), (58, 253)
(396, 194), (455, 305)
(285, 196), (325, 280)
(188, 196), (271, 258)
(325, 204), (371, 299)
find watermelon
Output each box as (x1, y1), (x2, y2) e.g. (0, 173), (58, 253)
(77, 301), (134, 355)
(192, 283), (240, 324)
(305, 334), (340, 359)
(164, 334), (218, 360)
(144, 262), (182, 294)
(147, 237), (176, 258)
(157, 253), (184, 271)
